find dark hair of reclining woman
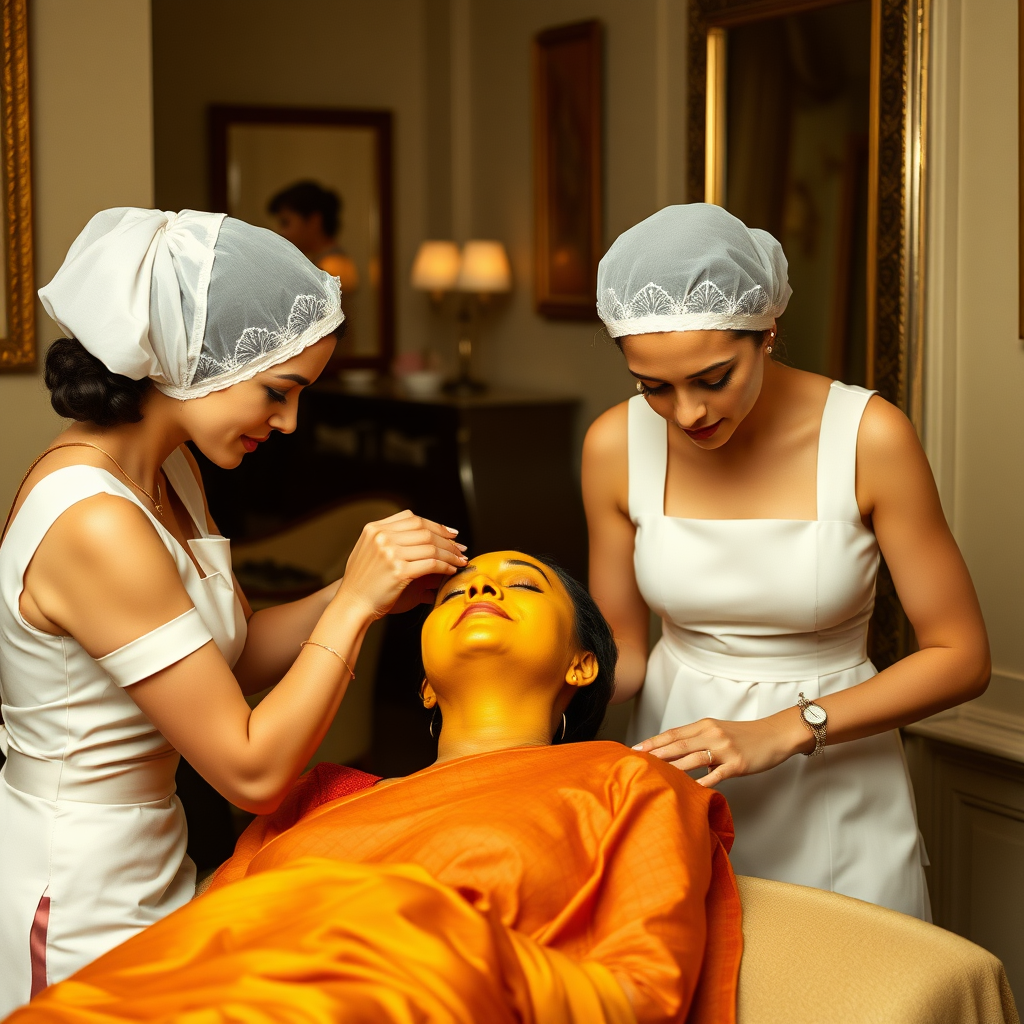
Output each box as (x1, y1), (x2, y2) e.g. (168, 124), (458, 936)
(9, 552), (743, 1024)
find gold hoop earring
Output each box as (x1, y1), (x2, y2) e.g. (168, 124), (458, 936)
(428, 705), (441, 739)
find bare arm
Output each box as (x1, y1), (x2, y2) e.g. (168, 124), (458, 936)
(23, 498), (466, 813)
(177, 446), (448, 695)
(637, 397), (990, 785)
(582, 403), (650, 702)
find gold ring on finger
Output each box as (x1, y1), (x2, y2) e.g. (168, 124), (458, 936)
(705, 749), (713, 767)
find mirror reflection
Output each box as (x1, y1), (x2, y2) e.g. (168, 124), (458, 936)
(724, 0), (871, 383)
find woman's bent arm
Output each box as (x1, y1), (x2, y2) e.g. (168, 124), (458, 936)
(22, 498), (464, 812)
(582, 403), (651, 702)
(636, 397), (991, 786)
(231, 582), (340, 695)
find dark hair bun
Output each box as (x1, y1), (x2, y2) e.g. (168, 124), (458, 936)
(44, 338), (153, 426)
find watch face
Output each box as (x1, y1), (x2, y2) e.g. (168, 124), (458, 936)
(803, 704), (827, 727)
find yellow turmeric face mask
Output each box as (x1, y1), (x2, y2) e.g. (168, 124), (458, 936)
(421, 550), (579, 698)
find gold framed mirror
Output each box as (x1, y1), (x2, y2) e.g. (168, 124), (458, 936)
(689, 0), (928, 667)
(0, 0), (35, 372)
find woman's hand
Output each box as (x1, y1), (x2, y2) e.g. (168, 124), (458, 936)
(632, 709), (813, 788)
(336, 510), (468, 621)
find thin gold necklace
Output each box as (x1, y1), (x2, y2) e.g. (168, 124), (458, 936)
(3, 442), (166, 540)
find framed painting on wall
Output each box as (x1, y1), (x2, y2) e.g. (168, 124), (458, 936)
(209, 105), (394, 373)
(532, 20), (603, 320)
(0, 0), (35, 372)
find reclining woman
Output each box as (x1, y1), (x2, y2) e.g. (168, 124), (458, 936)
(12, 551), (743, 1024)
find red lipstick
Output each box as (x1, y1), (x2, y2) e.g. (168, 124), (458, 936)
(240, 434), (270, 453)
(683, 420), (723, 441)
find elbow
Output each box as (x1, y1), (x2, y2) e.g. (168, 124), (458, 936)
(968, 650), (992, 701)
(225, 774), (291, 816)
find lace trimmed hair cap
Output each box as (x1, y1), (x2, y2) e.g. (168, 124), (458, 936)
(596, 203), (791, 337)
(38, 207), (344, 400)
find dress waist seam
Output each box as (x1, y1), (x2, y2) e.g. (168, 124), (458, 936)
(658, 630), (869, 682)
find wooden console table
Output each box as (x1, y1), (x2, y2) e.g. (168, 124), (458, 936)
(195, 379), (587, 582)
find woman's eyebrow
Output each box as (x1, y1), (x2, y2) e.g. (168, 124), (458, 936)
(275, 372), (310, 385)
(629, 370), (668, 384)
(504, 558), (549, 582)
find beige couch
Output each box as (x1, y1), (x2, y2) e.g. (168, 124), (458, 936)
(737, 875), (1019, 1024)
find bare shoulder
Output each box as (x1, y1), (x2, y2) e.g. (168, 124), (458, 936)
(581, 401), (630, 511)
(43, 492), (177, 571)
(855, 394), (937, 516)
(583, 400), (629, 465)
(857, 394), (923, 464)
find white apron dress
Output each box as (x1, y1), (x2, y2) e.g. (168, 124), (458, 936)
(0, 449), (247, 1013)
(627, 382), (931, 919)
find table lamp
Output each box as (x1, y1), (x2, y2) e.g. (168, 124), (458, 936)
(411, 239), (512, 395)
(410, 241), (461, 301)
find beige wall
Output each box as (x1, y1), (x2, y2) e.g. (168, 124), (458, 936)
(0, 0), (154, 513)
(925, 0), (1024, 715)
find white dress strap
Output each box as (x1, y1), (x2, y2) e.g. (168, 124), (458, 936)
(161, 448), (209, 538)
(627, 395), (668, 523)
(816, 381), (877, 523)
(0, 466), (155, 607)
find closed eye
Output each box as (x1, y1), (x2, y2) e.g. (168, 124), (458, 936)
(265, 386), (288, 404)
(695, 369), (733, 391)
(440, 587), (465, 604)
(508, 582), (542, 592)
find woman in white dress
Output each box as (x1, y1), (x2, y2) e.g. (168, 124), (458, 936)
(0, 209), (467, 1012)
(582, 204), (990, 919)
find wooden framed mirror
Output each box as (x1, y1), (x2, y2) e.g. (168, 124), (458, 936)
(0, 0), (35, 372)
(689, 0), (928, 667)
(209, 105), (395, 374)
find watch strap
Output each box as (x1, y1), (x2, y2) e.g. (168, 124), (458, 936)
(797, 692), (827, 756)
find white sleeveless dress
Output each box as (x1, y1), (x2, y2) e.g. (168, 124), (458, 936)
(627, 382), (930, 919)
(0, 449), (247, 1013)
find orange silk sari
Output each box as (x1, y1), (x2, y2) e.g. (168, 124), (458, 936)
(10, 743), (741, 1024)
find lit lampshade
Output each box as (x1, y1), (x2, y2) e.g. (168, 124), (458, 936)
(457, 240), (512, 293)
(411, 240), (462, 294)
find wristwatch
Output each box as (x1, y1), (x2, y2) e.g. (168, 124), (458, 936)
(797, 692), (827, 756)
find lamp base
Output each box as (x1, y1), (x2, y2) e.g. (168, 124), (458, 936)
(442, 375), (488, 397)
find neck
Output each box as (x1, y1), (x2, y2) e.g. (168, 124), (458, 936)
(434, 688), (561, 764)
(61, 391), (189, 495)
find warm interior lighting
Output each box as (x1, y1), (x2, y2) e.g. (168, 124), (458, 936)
(457, 240), (512, 293)
(411, 240), (462, 295)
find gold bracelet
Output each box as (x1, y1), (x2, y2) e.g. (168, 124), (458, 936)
(299, 640), (355, 680)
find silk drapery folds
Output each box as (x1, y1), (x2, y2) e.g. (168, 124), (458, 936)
(10, 743), (742, 1024)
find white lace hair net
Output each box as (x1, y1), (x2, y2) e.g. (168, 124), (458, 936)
(38, 207), (344, 400)
(596, 203), (791, 337)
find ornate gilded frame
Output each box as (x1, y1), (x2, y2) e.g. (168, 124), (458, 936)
(689, 0), (929, 667)
(0, 0), (34, 371)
